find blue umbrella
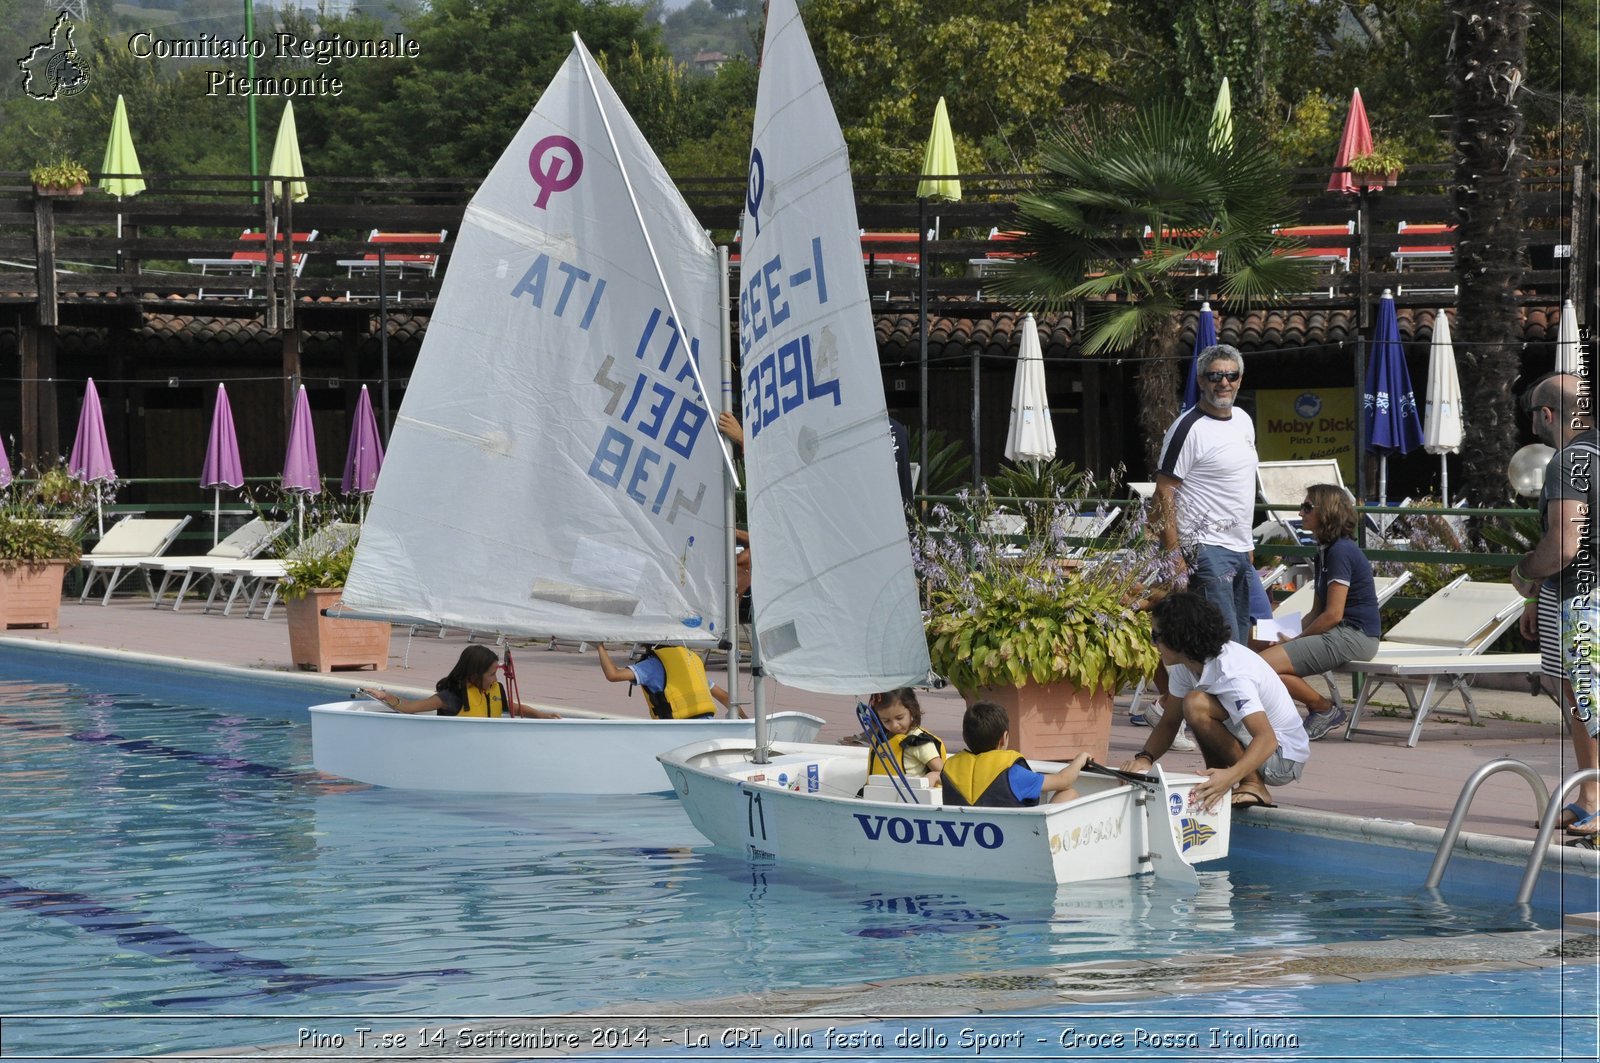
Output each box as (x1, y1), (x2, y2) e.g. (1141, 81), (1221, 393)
(1180, 302), (1217, 411)
(1363, 289), (1423, 505)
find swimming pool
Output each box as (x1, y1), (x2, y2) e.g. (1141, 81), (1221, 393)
(1, 645), (1594, 1059)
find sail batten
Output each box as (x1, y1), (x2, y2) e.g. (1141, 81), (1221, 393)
(740, 0), (932, 693)
(341, 40), (728, 646)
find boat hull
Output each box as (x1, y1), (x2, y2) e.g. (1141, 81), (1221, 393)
(309, 703), (824, 794)
(659, 739), (1231, 886)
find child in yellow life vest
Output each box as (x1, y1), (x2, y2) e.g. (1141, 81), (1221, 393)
(867, 688), (946, 786)
(358, 645), (559, 718)
(942, 701), (1089, 807)
(595, 643), (735, 719)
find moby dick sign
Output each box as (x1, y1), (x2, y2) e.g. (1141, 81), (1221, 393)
(1256, 388), (1357, 484)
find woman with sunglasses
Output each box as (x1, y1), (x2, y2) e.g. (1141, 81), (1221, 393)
(358, 644), (559, 718)
(1257, 484), (1381, 740)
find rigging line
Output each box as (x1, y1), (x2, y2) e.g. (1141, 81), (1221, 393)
(572, 33), (741, 491)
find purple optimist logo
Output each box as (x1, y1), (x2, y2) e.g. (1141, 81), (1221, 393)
(528, 135), (583, 209)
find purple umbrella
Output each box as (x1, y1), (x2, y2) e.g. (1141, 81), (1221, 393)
(0, 432), (11, 489)
(1363, 289), (1423, 505)
(201, 383), (245, 545)
(282, 385), (321, 536)
(70, 378), (116, 533)
(341, 385), (385, 508)
(1180, 302), (1218, 412)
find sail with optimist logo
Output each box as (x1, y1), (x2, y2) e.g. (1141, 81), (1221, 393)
(738, 0), (931, 694)
(340, 38), (734, 645)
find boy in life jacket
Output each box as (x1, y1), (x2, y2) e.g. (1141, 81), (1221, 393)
(358, 645), (558, 718)
(595, 643), (734, 720)
(867, 688), (946, 786)
(941, 701), (1089, 807)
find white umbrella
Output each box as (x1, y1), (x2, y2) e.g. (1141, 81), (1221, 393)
(1422, 309), (1464, 503)
(1555, 298), (1586, 374)
(1003, 313), (1055, 469)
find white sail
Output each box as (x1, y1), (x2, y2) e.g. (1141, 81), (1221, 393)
(342, 40), (728, 644)
(739, 0), (931, 693)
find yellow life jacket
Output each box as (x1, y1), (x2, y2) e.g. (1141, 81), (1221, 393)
(868, 728), (947, 777)
(459, 682), (507, 718)
(941, 749), (1029, 807)
(643, 647), (717, 720)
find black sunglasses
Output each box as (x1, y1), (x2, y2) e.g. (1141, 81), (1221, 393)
(1299, 501), (1316, 512)
(1202, 370), (1242, 383)
(1150, 627), (1166, 643)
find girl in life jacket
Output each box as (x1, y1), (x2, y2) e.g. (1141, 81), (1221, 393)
(867, 688), (946, 787)
(358, 645), (560, 718)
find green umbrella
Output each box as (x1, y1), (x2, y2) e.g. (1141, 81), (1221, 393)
(99, 94), (146, 197)
(268, 100), (308, 202)
(916, 96), (961, 203)
(1211, 77), (1233, 148)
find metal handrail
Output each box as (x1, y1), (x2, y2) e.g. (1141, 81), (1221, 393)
(1517, 768), (1600, 905)
(1425, 759), (1549, 889)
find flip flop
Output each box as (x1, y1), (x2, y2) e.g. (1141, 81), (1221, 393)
(1567, 834), (1598, 851)
(1565, 809), (1600, 836)
(1232, 789), (1276, 810)
(1538, 802), (1592, 830)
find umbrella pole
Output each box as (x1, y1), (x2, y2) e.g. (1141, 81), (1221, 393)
(96, 486), (103, 537)
(213, 487), (221, 546)
(1441, 456), (1449, 507)
(1378, 454), (1388, 508)
(918, 197), (929, 499)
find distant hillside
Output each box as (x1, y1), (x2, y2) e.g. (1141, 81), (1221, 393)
(660, 0), (760, 65)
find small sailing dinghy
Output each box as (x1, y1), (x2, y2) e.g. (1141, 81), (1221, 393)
(658, 0), (1229, 884)
(309, 38), (819, 795)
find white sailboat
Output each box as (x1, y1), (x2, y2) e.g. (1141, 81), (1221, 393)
(309, 38), (820, 794)
(659, 0), (1230, 885)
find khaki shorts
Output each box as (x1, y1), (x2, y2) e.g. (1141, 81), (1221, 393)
(1283, 623), (1379, 676)
(1223, 716), (1305, 787)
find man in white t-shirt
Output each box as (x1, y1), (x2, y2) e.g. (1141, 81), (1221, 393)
(1121, 592), (1309, 811)
(1154, 344), (1258, 643)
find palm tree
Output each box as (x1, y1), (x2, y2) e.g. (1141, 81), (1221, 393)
(992, 101), (1310, 468)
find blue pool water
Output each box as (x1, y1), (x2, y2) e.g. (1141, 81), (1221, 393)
(0, 646), (1594, 1060)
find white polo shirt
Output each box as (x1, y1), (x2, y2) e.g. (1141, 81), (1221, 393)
(1166, 641), (1310, 766)
(1157, 406), (1258, 553)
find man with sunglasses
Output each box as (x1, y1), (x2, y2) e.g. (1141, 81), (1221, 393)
(1508, 372), (1598, 845)
(1154, 344), (1258, 644)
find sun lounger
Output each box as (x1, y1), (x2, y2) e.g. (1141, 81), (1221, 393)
(1337, 652), (1543, 747)
(1264, 571), (1413, 711)
(203, 522), (360, 619)
(1392, 221), (1457, 295)
(1333, 577), (1529, 745)
(77, 516), (193, 604)
(139, 518), (286, 610)
(1272, 222), (1354, 296)
(339, 229), (448, 299)
(189, 229), (318, 298)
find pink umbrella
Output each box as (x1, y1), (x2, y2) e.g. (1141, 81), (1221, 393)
(340, 385), (385, 502)
(200, 383), (245, 545)
(1327, 88), (1384, 195)
(0, 433), (11, 489)
(70, 378), (116, 533)
(282, 385), (321, 536)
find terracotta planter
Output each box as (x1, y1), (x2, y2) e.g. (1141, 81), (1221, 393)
(0, 560), (70, 629)
(285, 587), (391, 672)
(34, 183), (84, 196)
(966, 679), (1115, 764)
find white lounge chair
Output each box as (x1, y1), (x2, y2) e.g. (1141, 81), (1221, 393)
(1334, 576), (1530, 745)
(1266, 570), (1413, 711)
(203, 522), (361, 619)
(139, 518), (287, 610)
(77, 516), (193, 604)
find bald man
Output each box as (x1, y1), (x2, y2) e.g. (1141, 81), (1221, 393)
(1509, 372), (1598, 844)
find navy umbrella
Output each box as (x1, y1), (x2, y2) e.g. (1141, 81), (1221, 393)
(1180, 302), (1217, 411)
(1363, 289), (1423, 505)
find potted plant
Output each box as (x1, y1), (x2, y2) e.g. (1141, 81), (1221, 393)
(916, 486), (1166, 763)
(1346, 144), (1405, 188)
(281, 535), (391, 672)
(0, 478), (84, 629)
(30, 158), (90, 196)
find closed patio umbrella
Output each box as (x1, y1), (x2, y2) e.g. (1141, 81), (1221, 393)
(268, 100), (308, 203)
(1555, 298), (1586, 374)
(1364, 290), (1423, 506)
(1422, 310), (1464, 504)
(341, 385), (385, 519)
(282, 385), (320, 537)
(1180, 302), (1218, 412)
(1003, 313), (1055, 470)
(1210, 77), (1232, 147)
(69, 378), (116, 534)
(200, 384), (244, 545)
(917, 96), (961, 488)
(1328, 88), (1384, 195)
(99, 94), (145, 258)
(0, 432), (11, 489)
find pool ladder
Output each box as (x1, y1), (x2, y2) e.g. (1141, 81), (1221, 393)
(1426, 759), (1600, 905)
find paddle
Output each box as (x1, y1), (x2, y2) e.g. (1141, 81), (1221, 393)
(1081, 759), (1160, 789)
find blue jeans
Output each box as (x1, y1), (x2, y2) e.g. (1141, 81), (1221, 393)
(1189, 544), (1253, 644)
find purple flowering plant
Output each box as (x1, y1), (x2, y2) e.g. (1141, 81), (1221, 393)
(914, 482), (1176, 692)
